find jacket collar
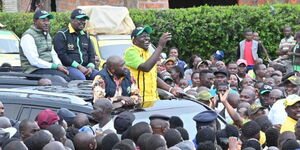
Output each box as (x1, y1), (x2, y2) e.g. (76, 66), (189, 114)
(68, 23), (85, 35)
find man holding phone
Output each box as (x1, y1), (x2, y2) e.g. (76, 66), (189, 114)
(124, 26), (181, 108)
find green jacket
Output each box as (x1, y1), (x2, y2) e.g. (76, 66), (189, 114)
(20, 25), (54, 74)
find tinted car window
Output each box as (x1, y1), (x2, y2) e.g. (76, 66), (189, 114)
(3, 103), (21, 120)
(19, 106), (57, 121)
(19, 107), (31, 121)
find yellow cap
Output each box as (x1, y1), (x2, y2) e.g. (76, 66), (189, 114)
(284, 94), (300, 107)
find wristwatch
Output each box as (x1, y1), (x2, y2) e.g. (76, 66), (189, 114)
(121, 100), (126, 105)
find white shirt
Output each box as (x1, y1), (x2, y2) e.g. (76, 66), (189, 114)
(268, 99), (287, 125)
(92, 119), (116, 133)
(20, 34), (62, 69)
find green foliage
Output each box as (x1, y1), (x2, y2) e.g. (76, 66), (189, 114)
(130, 4), (300, 62)
(2, 4), (300, 62)
(0, 12), (70, 37)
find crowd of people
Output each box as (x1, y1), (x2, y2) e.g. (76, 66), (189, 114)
(4, 3), (300, 150)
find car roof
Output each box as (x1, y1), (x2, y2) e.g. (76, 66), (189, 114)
(0, 72), (68, 88)
(129, 99), (226, 140)
(0, 88), (89, 105)
(16, 80), (94, 101)
(1, 89), (93, 121)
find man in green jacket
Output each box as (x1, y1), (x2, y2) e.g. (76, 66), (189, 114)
(20, 9), (70, 81)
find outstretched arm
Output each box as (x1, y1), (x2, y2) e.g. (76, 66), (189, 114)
(138, 33), (172, 72)
(220, 90), (243, 127)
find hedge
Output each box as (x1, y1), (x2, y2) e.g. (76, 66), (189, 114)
(1, 4), (300, 62)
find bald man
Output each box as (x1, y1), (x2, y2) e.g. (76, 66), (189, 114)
(73, 113), (89, 129)
(3, 140), (28, 150)
(92, 98), (116, 133)
(92, 55), (141, 108)
(240, 88), (256, 104)
(19, 119), (40, 140)
(42, 141), (66, 150)
(0, 116), (11, 128)
(228, 93), (240, 109)
(38, 78), (52, 86)
(74, 132), (96, 150)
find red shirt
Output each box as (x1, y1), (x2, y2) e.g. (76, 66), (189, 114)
(244, 40), (255, 65)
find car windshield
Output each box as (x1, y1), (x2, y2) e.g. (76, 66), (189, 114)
(99, 44), (131, 60)
(99, 43), (155, 60)
(0, 39), (19, 54)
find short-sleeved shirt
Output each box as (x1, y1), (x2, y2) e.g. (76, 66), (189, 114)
(124, 45), (158, 108)
(279, 36), (296, 50)
(280, 116), (297, 133)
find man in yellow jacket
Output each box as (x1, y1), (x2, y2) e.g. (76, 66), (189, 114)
(280, 94), (300, 133)
(124, 26), (181, 107)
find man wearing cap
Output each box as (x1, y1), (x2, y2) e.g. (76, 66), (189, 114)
(280, 94), (300, 133)
(248, 104), (266, 120)
(164, 57), (176, 72)
(236, 59), (249, 79)
(36, 109), (60, 129)
(193, 110), (218, 132)
(255, 84), (273, 109)
(124, 26), (181, 108)
(192, 110), (218, 147)
(196, 60), (209, 71)
(197, 90), (213, 107)
(53, 8), (98, 80)
(114, 111), (135, 135)
(282, 75), (300, 96)
(149, 114), (170, 135)
(20, 9), (70, 81)
(210, 50), (225, 64)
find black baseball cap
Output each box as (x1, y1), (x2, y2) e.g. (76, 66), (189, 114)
(259, 84), (273, 95)
(34, 9), (54, 20)
(214, 69), (229, 77)
(131, 26), (152, 40)
(71, 9), (90, 20)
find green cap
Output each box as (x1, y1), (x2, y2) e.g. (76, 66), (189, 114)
(34, 9), (54, 20)
(197, 91), (213, 101)
(131, 26), (153, 40)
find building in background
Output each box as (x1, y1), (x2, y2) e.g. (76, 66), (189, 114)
(1, 0), (300, 12)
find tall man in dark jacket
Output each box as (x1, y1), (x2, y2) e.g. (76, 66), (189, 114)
(53, 9), (98, 80)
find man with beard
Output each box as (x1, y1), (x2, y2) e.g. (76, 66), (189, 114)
(92, 56), (141, 108)
(53, 9), (98, 80)
(20, 9), (70, 81)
